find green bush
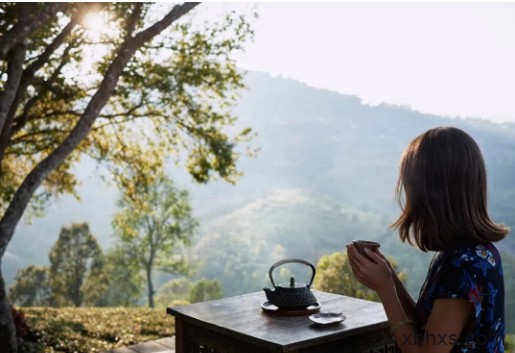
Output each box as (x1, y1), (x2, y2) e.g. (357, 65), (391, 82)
(506, 334), (515, 353)
(18, 307), (175, 353)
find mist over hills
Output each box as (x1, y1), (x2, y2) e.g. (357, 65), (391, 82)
(6, 71), (515, 299)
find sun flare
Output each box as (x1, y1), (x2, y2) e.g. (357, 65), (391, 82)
(82, 12), (109, 35)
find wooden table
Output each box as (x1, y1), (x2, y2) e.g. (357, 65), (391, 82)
(167, 290), (398, 353)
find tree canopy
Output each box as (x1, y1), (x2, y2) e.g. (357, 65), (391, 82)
(0, 3), (254, 351)
(113, 172), (198, 307)
(8, 265), (50, 307)
(188, 279), (223, 303)
(48, 222), (103, 307)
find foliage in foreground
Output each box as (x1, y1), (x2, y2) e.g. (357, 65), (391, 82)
(18, 307), (175, 353)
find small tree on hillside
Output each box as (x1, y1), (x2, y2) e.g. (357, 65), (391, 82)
(8, 265), (50, 306)
(113, 172), (198, 308)
(155, 277), (191, 307)
(49, 222), (104, 307)
(97, 246), (144, 307)
(188, 279), (223, 303)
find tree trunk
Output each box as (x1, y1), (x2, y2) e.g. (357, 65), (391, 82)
(146, 265), (154, 308)
(0, 265), (17, 353)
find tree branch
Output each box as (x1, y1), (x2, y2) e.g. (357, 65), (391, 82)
(9, 129), (70, 147)
(10, 40), (78, 136)
(0, 3), (65, 60)
(124, 3), (144, 40)
(24, 14), (82, 83)
(134, 3), (200, 44)
(1, 40), (79, 167)
(0, 11), (83, 167)
(0, 44), (26, 140)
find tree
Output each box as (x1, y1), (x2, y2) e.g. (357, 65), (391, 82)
(95, 246), (144, 307)
(314, 251), (407, 302)
(0, 3), (254, 350)
(48, 222), (103, 307)
(8, 265), (51, 306)
(188, 279), (223, 303)
(155, 277), (192, 308)
(113, 173), (199, 308)
(156, 278), (224, 305)
(501, 251), (515, 333)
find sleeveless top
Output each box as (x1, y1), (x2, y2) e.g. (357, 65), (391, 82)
(414, 242), (505, 353)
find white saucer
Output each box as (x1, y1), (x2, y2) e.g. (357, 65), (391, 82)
(309, 312), (346, 325)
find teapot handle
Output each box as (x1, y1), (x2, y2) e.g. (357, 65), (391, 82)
(268, 258), (316, 288)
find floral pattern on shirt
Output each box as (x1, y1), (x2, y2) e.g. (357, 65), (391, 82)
(414, 242), (505, 353)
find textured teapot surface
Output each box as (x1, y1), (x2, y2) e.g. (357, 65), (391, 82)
(263, 259), (318, 309)
(264, 285), (317, 308)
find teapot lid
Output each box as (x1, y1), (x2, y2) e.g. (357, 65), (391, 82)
(277, 277), (307, 288)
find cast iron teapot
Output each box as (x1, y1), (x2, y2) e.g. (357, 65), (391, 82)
(263, 258), (317, 309)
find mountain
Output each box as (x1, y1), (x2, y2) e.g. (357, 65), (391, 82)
(5, 71), (515, 295)
(192, 188), (386, 295)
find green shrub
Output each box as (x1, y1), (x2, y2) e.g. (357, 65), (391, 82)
(506, 334), (515, 353)
(18, 307), (175, 353)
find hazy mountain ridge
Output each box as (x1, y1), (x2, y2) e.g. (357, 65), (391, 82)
(5, 71), (515, 289)
(192, 188), (386, 296)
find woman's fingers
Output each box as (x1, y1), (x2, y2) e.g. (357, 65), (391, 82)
(347, 244), (368, 267)
(346, 246), (362, 278)
(346, 246), (358, 269)
(364, 247), (383, 263)
(374, 248), (386, 259)
(347, 243), (394, 292)
(347, 245), (374, 286)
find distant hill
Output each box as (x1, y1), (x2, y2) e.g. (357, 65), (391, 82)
(6, 71), (515, 294)
(192, 188), (386, 295)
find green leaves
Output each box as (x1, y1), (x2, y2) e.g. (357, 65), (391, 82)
(188, 279), (223, 303)
(314, 251), (406, 302)
(19, 307), (174, 352)
(112, 171), (199, 306)
(48, 222), (103, 307)
(8, 265), (51, 306)
(0, 2), (255, 216)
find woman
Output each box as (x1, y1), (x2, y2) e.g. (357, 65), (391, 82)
(347, 127), (507, 353)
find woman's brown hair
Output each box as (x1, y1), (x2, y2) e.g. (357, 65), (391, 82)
(391, 126), (508, 251)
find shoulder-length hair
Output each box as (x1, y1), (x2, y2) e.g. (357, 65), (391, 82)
(391, 126), (508, 251)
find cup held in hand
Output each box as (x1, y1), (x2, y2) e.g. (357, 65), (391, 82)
(352, 240), (381, 259)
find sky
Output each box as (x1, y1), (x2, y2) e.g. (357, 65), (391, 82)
(201, 2), (515, 124)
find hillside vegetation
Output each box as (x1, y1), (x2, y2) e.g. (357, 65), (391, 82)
(17, 307), (174, 353)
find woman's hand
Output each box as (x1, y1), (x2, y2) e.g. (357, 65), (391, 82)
(346, 244), (395, 295)
(373, 248), (399, 278)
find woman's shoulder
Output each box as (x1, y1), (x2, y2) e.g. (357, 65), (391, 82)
(441, 241), (502, 276)
(444, 241), (500, 257)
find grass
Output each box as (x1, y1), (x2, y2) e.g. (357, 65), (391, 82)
(18, 307), (174, 353)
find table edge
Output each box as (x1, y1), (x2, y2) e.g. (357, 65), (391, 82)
(167, 307), (390, 352)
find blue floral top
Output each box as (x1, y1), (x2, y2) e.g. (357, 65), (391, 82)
(414, 242), (505, 353)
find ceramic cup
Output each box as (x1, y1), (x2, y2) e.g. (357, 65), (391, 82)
(352, 240), (381, 259)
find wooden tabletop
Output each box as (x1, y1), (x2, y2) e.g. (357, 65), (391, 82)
(167, 290), (388, 352)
